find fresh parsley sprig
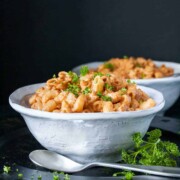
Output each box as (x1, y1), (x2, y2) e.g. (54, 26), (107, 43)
(68, 71), (79, 83)
(80, 66), (89, 76)
(97, 91), (112, 101)
(123, 55), (129, 59)
(120, 87), (127, 95)
(121, 129), (180, 167)
(3, 165), (11, 174)
(113, 171), (135, 180)
(105, 83), (114, 91)
(82, 87), (91, 95)
(93, 72), (103, 78)
(104, 62), (114, 71)
(126, 79), (136, 84)
(66, 83), (80, 97)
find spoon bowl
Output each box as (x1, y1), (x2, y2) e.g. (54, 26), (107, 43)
(29, 150), (180, 177)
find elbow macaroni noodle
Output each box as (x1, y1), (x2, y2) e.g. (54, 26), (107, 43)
(97, 57), (174, 79)
(29, 68), (156, 113)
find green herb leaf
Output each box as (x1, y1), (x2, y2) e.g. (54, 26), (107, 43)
(80, 66), (89, 76)
(38, 175), (42, 180)
(66, 84), (80, 96)
(3, 165), (11, 174)
(82, 87), (91, 94)
(18, 173), (23, 179)
(53, 74), (56, 78)
(104, 63), (114, 71)
(106, 73), (111, 77)
(64, 173), (70, 180)
(123, 55), (129, 59)
(68, 71), (79, 83)
(135, 63), (142, 68)
(120, 87), (127, 95)
(53, 172), (60, 180)
(97, 91), (112, 101)
(121, 129), (180, 167)
(93, 72), (103, 78)
(141, 73), (146, 79)
(101, 95), (112, 101)
(113, 171), (134, 180)
(132, 132), (143, 148)
(97, 91), (102, 98)
(105, 83), (114, 90)
(127, 79), (136, 84)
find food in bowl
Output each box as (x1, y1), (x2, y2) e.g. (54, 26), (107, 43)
(96, 57), (174, 79)
(29, 69), (156, 113)
(9, 81), (164, 163)
(72, 59), (180, 114)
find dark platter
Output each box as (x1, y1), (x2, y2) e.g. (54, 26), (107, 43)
(0, 116), (180, 180)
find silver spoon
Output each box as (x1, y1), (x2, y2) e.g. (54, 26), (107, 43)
(29, 150), (180, 178)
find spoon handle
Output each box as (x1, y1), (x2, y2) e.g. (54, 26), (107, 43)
(91, 162), (180, 178)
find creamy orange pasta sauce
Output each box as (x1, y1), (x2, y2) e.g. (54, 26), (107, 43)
(29, 68), (156, 113)
(97, 57), (174, 79)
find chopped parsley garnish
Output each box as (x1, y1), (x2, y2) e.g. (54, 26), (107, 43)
(93, 72), (103, 78)
(53, 172), (59, 180)
(126, 79), (131, 83)
(64, 173), (70, 180)
(121, 129), (180, 166)
(120, 87), (127, 95)
(80, 66), (89, 76)
(126, 79), (136, 84)
(53, 74), (56, 78)
(113, 171), (135, 180)
(135, 63), (142, 68)
(82, 87), (91, 94)
(37, 175), (42, 180)
(68, 71), (79, 83)
(141, 73), (146, 79)
(3, 165), (11, 174)
(97, 91), (112, 101)
(105, 83), (114, 90)
(18, 173), (23, 179)
(97, 91), (103, 97)
(66, 84), (80, 96)
(123, 55), (129, 59)
(101, 95), (112, 101)
(106, 73), (111, 77)
(97, 91), (102, 98)
(104, 62), (114, 71)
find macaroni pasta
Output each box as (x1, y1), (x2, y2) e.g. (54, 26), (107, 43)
(97, 57), (174, 79)
(29, 68), (156, 113)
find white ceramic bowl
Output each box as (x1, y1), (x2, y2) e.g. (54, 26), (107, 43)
(9, 83), (164, 163)
(72, 61), (180, 115)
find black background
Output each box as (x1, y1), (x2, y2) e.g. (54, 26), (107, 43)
(2, 0), (180, 111)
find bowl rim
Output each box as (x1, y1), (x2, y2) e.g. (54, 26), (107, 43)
(9, 83), (165, 120)
(72, 60), (180, 83)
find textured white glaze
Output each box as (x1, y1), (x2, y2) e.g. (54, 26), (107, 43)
(9, 84), (164, 163)
(72, 61), (180, 114)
